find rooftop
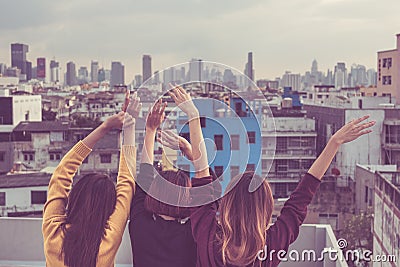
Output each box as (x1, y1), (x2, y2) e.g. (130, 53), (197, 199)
(0, 217), (347, 267)
(13, 121), (70, 132)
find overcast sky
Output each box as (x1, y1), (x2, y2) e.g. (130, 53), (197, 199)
(0, 0), (399, 81)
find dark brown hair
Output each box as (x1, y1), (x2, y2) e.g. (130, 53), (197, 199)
(145, 170), (193, 219)
(61, 173), (117, 267)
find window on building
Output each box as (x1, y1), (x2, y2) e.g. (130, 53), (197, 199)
(246, 164), (255, 172)
(231, 135), (240, 150)
(0, 192), (5, 206)
(214, 166), (224, 178)
(200, 117), (206, 128)
(50, 132), (64, 142)
(23, 152), (35, 162)
(382, 58), (387, 68)
(262, 159), (270, 169)
(49, 152), (62, 161)
(100, 153), (112, 164)
(247, 131), (256, 144)
(275, 159), (288, 173)
(288, 138), (301, 147)
(31, 191), (47, 205)
(230, 166), (239, 178)
(276, 137), (287, 152)
(214, 135), (223, 150)
(0, 152), (5, 162)
(288, 160), (300, 170)
(274, 183), (287, 198)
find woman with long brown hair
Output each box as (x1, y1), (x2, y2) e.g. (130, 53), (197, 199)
(184, 97), (376, 266)
(42, 92), (141, 267)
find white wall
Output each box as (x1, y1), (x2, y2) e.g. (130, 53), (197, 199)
(336, 109), (384, 178)
(0, 186), (47, 216)
(12, 95), (42, 126)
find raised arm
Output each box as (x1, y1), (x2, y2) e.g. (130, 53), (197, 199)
(308, 115), (375, 179)
(141, 99), (167, 164)
(168, 84), (209, 178)
(107, 94), (141, 232)
(43, 112), (125, 222)
(267, 115), (375, 256)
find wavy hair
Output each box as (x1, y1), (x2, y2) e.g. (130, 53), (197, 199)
(217, 172), (274, 266)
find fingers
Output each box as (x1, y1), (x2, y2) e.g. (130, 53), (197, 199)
(357, 129), (373, 137)
(351, 115), (370, 125)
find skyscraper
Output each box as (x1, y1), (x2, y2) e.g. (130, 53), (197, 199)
(78, 66), (89, 83)
(50, 60), (60, 83)
(98, 68), (106, 82)
(66, 62), (77, 86)
(188, 59), (203, 82)
(142, 55), (152, 83)
(37, 58), (46, 80)
(91, 61), (99, 83)
(110, 61), (125, 87)
(245, 52), (254, 81)
(11, 43), (29, 75)
(334, 62), (347, 89)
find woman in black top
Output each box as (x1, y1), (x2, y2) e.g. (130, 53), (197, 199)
(129, 96), (205, 267)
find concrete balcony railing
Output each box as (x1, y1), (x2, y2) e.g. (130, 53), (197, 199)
(0, 217), (347, 267)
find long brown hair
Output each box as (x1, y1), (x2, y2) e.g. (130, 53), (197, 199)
(61, 173), (117, 267)
(217, 172), (274, 266)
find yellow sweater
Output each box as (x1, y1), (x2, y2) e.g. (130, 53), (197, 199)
(42, 141), (136, 267)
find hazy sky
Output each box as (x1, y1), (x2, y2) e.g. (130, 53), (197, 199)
(1, 0), (399, 81)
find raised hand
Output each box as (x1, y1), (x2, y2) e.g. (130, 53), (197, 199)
(157, 130), (193, 160)
(126, 92), (141, 119)
(121, 89), (130, 112)
(331, 115), (376, 145)
(104, 111), (125, 130)
(168, 83), (199, 118)
(146, 99), (167, 132)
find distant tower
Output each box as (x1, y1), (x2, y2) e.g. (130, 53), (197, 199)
(311, 59), (318, 75)
(189, 59), (203, 82)
(91, 61), (99, 83)
(142, 55), (152, 83)
(37, 58), (46, 81)
(246, 52), (254, 81)
(110, 61), (125, 87)
(11, 43), (29, 80)
(66, 62), (77, 86)
(50, 60), (60, 83)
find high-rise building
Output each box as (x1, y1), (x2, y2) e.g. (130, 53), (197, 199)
(25, 61), (32, 81)
(377, 33), (400, 103)
(36, 58), (46, 80)
(367, 68), (377, 87)
(91, 61), (99, 83)
(188, 59), (203, 82)
(334, 62), (347, 89)
(11, 43), (29, 75)
(245, 52), (254, 82)
(134, 75), (142, 88)
(66, 62), (77, 86)
(281, 71), (301, 91)
(78, 67), (89, 83)
(142, 55), (152, 83)
(98, 68), (105, 82)
(50, 60), (60, 83)
(153, 70), (160, 84)
(311, 59), (318, 75)
(110, 62), (125, 87)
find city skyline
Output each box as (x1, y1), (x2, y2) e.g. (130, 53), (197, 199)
(0, 0), (399, 79)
